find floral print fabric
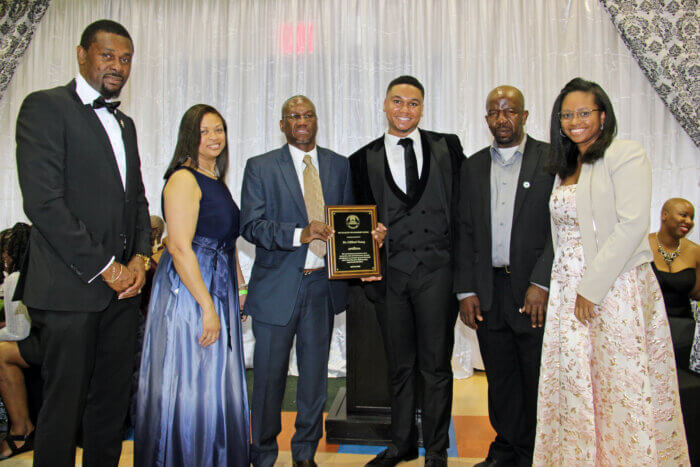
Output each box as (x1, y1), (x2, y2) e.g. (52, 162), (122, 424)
(690, 301), (700, 374)
(533, 184), (689, 466)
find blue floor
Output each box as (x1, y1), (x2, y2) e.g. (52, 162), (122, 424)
(336, 417), (459, 458)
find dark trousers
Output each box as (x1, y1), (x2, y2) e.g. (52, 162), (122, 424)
(375, 264), (457, 455)
(476, 269), (544, 467)
(251, 269), (334, 467)
(18, 298), (139, 467)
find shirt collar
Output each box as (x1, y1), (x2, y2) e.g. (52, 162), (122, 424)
(490, 134), (527, 166)
(385, 128), (421, 149)
(288, 143), (318, 168)
(75, 74), (104, 106)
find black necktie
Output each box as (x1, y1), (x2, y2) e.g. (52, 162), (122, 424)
(398, 138), (418, 198)
(92, 96), (120, 114)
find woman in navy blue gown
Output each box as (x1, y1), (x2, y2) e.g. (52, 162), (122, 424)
(135, 104), (249, 466)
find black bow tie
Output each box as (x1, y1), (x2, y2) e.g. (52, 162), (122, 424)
(92, 96), (120, 114)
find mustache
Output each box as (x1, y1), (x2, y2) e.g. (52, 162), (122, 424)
(103, 73), (124, 80)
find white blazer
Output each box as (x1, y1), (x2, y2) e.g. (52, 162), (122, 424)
(551, 139), (653, 304)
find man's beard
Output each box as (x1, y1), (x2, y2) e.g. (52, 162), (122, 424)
(100, 74), (124, 99)
(100, 85), (122, 99)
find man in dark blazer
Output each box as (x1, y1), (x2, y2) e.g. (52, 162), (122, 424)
(241, 95), (355, 467)
(14, 20), (150, 467)
(349, 76), (464, 467)
(455, 86), (554, 467)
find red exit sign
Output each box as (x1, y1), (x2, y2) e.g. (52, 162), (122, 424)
(280, 22), (314, 55)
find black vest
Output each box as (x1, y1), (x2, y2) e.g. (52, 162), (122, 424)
(385, 151), (451, 275)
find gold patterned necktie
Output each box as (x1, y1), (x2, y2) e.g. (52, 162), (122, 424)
(302, 154), (327, 257)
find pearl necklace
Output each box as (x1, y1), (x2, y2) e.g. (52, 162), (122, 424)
(655, 233), (681, 266)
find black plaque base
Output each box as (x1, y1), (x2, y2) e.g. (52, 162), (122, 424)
(325, 387), (392, 445)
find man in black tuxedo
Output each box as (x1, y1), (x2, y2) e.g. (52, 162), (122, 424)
(15, 20), (150, 467)
(349, 76), (464, 467)
(455, 86), (554, 467)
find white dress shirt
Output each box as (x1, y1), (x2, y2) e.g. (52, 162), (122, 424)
(289, 144), (326, 269)
(75, 74), (127, 282)
(75, 74), (127, 189)
(384, 128), (423, 193)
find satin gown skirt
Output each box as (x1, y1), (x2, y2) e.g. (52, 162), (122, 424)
(135, 235), (250, 467)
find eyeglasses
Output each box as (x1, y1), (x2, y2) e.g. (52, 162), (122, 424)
(558, 109), (601, 121)
(284, 113), (316, 122)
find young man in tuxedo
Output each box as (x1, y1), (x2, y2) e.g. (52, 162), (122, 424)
(455, 86), (554, 467)
(349, 76), (465, 467)
(15, 19), (150, 467)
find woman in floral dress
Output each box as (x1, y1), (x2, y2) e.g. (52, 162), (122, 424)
(533, 78), (689, 466)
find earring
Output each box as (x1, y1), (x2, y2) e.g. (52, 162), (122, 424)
(600, 123), (604, 131)
(559, 129), (567, 138)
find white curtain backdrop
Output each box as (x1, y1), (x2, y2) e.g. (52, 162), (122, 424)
(1, 0), (697, 377)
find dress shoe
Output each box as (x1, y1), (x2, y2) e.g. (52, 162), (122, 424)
(365, 446), (419, 466)
(473, 458), (495, 467)
(425, 451), (447, 466)
(292, 460), (317, 467)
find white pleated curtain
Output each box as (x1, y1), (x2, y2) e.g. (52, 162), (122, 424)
(1, 0), (698, 377)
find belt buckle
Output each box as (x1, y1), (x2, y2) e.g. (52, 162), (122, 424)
(504, 265), (511, 274)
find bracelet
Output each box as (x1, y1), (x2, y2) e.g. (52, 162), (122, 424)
(238, 288), (248, 296)
(105, 264), (123, 284)
(135, 254), (151, 271)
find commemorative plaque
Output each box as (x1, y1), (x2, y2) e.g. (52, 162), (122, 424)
(325, 205), (381, 280)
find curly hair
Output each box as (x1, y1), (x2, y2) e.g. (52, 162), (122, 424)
(1, 223), (31, 281)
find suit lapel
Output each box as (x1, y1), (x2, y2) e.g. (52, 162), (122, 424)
(422, 130), (451, 213)
(476, 151), (492, 239)
(513, 139), (539, 222)
(115, 109), (136, 194)
(277, 145), (308, 220)
(366, 138), (386, 213)
(67, 81), (124, 192)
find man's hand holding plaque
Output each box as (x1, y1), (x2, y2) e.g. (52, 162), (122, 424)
(361, 222), (387, 281)
(325, 205), (382, 280)
(300, 220), (334, 243)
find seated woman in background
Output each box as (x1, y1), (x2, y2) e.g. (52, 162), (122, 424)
(149, 214), (166, 266)
(649, 198), (700, 370)
(0, 222), (35, 460)
(0, 223), (32, 341)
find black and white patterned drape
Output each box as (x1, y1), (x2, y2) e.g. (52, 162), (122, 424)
(600, 0), (699, 148)
(0, 0), (51, 101)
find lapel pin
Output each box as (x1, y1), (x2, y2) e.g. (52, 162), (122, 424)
(523, 181), (531, 189)
(120, 119), (125, 128)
